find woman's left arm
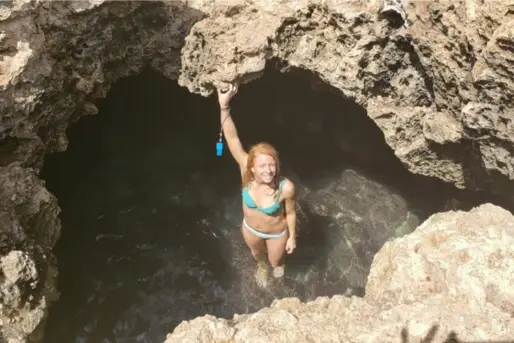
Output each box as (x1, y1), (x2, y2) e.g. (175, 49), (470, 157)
(283, 180), (297, 254)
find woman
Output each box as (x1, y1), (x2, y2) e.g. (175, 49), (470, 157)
(217, 82), (297, 286)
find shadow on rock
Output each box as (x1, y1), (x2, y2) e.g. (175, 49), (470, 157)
(400, 324), (487, 343)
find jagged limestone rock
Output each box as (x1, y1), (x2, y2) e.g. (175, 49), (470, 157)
(177, 0), (514, 194)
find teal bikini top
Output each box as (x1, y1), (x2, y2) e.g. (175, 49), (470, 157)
(242, 179), (287, 215)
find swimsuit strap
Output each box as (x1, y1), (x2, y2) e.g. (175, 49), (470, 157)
(275, 178), (287, 199)
(242, 185), (256, 208)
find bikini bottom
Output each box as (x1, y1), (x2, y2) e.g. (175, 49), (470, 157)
(243, 219), (287, 239)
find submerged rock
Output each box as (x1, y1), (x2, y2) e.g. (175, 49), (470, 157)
(294, 168), (421, 292)
(166, 203), (514, 343)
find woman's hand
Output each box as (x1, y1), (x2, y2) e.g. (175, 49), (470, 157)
(285, 237), (296, 254)
(217, 82), (239, 108)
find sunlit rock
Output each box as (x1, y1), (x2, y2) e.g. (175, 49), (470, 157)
(166, 204), (514, 343)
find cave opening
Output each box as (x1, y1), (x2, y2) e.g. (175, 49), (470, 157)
(40, 63), (510, 343)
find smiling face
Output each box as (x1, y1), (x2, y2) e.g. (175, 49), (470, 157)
(242, 142), (280, 188)
(251, 153), (277, 184)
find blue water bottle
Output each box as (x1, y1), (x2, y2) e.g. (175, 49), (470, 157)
(216, 140), (224, 156)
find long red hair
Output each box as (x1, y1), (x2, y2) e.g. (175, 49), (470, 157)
(242, 142), (281, 189)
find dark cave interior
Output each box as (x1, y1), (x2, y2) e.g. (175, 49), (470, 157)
(40, 63), (513, 343)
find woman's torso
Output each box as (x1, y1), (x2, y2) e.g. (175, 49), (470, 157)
(241, 178), (287, 234)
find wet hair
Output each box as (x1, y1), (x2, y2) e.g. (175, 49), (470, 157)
(242, 142), (280, 189)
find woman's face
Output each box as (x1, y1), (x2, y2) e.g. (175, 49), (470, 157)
(251, 153), (276, 184)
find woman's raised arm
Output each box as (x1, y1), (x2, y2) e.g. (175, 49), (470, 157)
(217, 83), (248, 168)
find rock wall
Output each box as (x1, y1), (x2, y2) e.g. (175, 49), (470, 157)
(0, 1), (206, 342)
(166, 203), (514, 343)
(0, 0), (514, 342)
(178, 0), (514, 195)
(0, 165), (58, 343)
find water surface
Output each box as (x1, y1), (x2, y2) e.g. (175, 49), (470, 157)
(42, 67), (503, 343)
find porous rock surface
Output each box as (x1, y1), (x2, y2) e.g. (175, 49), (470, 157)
(1, 0), (514, 342)
(167, 203), (514, 343)
(179, 0), (514, 195)
(1, 1), (206, 342)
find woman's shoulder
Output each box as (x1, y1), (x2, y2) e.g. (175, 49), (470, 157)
(279, 177), (295, 197)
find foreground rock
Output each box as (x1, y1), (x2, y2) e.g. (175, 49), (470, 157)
(166, 203), (514, 343)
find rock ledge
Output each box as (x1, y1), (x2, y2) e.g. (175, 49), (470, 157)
(166, 204), (514, 343)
